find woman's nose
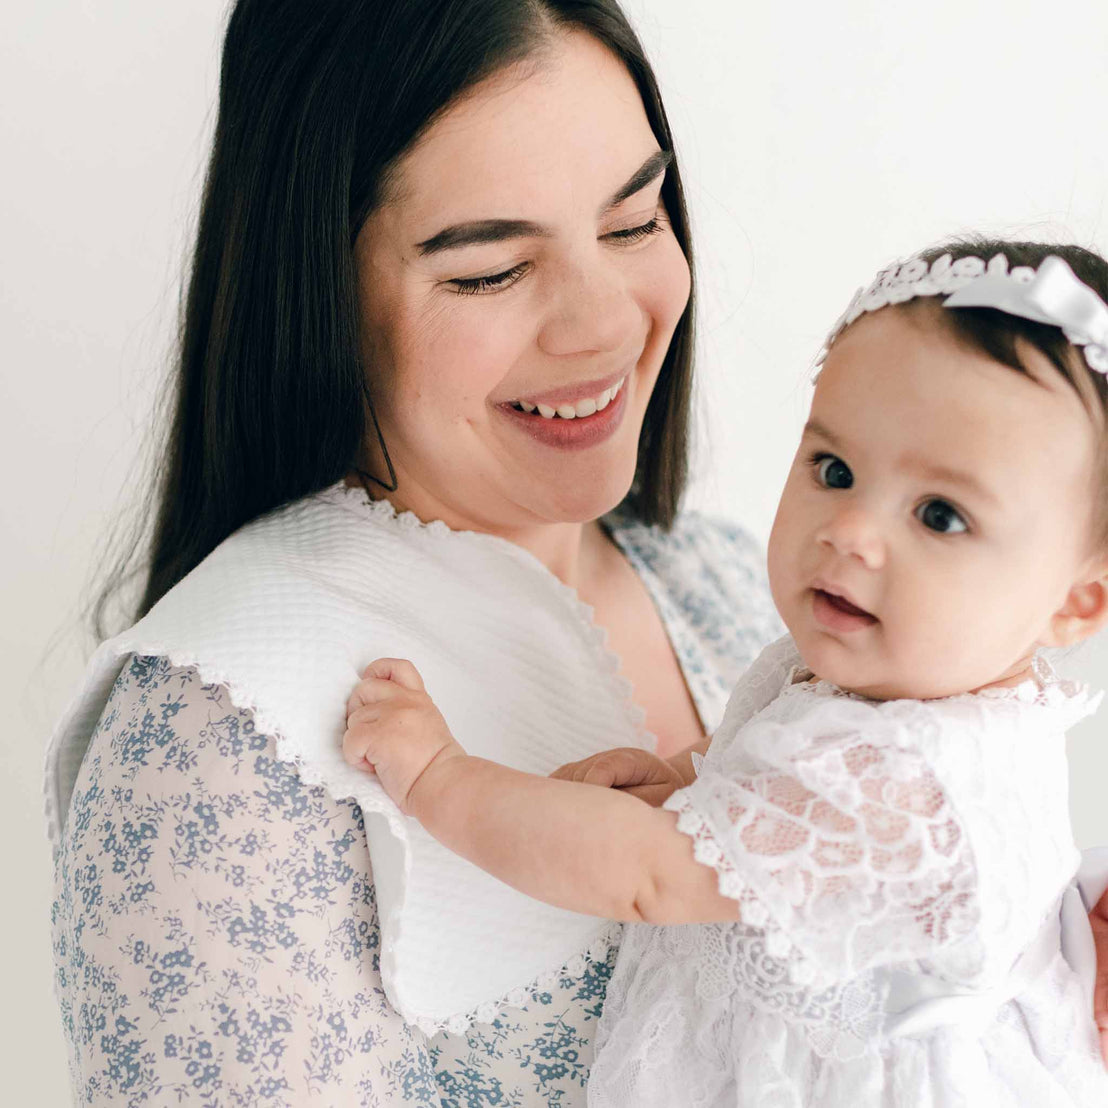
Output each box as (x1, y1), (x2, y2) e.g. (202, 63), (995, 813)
(816, 506), (886, 569)
(536, 256), (641, 357)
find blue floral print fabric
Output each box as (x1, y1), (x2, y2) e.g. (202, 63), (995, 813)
(51, 511), (781, 1106)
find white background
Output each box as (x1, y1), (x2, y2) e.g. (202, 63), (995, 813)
(4, 0), (1107, 1099)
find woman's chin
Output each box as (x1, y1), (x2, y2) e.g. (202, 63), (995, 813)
(532, 467), (636, 524)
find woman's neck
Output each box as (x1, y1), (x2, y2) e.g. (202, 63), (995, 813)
(345, 470), (602, 590)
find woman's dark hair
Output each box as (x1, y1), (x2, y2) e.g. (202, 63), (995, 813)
(95, 0), (695, 638)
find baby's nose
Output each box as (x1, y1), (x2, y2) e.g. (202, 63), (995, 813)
(816, 507), (886, 569)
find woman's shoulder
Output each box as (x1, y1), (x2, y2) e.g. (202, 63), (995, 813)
(83, 653), (348, 819)
(50, 652), (458, 1105)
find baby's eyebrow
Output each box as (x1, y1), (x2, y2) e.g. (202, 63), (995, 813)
(804, 420), (999, 507)
(802, 418), (841, 447)
(906, 458), (999, 508)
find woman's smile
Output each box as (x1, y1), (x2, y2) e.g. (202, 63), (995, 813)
(500, 371), (630, 450)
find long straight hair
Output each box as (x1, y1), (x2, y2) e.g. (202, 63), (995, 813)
(95, 0), (696, 639)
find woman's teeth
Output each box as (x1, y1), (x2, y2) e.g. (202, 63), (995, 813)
(513, 377), (624, 419)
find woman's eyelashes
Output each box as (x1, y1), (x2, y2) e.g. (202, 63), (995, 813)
(604, 216), (663, 243)
(446, 214), (667, 295)
(809, 452), (971, 535)
(450, 262), (530, 296)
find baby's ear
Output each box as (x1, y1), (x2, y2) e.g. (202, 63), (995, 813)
(1044, 560), (1108, 648)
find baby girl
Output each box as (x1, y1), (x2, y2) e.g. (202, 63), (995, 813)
(343, 238), (1108, 1105)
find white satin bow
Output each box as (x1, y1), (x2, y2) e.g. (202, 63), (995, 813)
(944, 254), (1108, 373)
(825, 251), (1108, 374)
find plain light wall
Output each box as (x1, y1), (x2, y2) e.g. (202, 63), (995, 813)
(4, 0), (1106, 1099)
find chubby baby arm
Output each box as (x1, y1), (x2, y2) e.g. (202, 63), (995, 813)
(343, 659), (739, 925)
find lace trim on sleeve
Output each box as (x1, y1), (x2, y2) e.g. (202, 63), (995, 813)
(665, 705), (980, 989)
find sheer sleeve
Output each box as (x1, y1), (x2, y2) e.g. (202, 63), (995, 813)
(51, 655), (439, 1106)
(663, 691), (979, 986)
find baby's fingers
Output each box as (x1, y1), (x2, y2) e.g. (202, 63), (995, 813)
(363, 657), (426, 692)
(341, 722), (378, 771)
(346, 673), (410, 718)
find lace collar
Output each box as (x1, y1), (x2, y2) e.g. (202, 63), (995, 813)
(782, 652), (1098, 716)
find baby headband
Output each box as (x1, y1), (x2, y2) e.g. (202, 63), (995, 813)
(822, 252), (1108, 374)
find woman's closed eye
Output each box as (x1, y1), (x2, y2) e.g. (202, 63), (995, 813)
(449, 262), (530, 296)
(447, 215), (667, 295)
(604, 216), (664, 244)
(915, 498), (968, 535)
(810, 452), (853, 490)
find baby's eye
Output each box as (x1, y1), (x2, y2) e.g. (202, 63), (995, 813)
(814, 454), (853, 490)
(916, 498), (968, 534)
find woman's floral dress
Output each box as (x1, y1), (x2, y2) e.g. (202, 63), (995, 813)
(51, 510), (781, 1106)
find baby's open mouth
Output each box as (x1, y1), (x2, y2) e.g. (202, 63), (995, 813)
(812, 588), (878, 629)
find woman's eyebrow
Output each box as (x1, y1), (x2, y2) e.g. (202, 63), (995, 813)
(416, 218), (549, 256)
(602, 149), (672, 212)
(415, 150), (673, 256)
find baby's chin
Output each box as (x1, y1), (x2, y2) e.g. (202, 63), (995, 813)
(792, 632), (972, 702)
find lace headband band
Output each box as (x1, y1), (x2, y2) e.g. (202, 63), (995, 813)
(822, 252), (1108, 375)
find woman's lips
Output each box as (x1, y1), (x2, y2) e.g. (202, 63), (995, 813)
(499, 378), (628, 451)
(811, 588), (878, 633)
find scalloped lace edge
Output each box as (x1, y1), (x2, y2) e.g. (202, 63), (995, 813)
(46, 641), (626, 1034)
(410, 920), (624, 1036)
(46, 479), (649, 1034)
(319, 482), (655, 749)
(664, 791), (821, 985)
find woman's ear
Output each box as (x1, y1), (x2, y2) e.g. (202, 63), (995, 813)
(1043, 561), (1108, 648)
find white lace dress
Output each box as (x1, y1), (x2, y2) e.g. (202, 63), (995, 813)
(589, 638), (1108, 1107)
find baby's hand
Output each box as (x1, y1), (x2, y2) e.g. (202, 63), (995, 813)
(550, 747), (686, 807)
(343, 658), (464, 815)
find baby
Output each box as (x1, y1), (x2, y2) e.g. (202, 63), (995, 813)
(344, 238), (1108, 1105)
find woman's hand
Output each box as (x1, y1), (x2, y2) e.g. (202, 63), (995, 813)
(1093, 889), (1108, 1066)
(551, 747), (686, 807)
(344, 658), (465, 814)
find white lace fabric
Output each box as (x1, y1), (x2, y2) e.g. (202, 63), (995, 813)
(588, 637), (1108, 1106)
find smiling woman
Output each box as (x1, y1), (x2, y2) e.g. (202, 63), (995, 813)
(45, 1), (781, 1104)
(351, 33), (690, 535)
(41, 0), (1108, 1104)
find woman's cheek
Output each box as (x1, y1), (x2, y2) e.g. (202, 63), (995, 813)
(648, 233), (692, 336)
(410, 300), (530, 400)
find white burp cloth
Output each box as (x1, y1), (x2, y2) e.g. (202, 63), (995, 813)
(45, 483), (650, 1033)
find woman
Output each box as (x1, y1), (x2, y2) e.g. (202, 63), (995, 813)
(47, 0), (1108, 1104)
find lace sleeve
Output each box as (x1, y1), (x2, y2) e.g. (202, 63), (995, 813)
(664, 693), (978, 986)
(51, 655), (437, 1106)
(708, 635), (803, 739)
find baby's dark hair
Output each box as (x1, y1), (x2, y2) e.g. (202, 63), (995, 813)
(910, 238), (1108, 544)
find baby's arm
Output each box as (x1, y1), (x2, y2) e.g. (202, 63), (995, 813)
(343, 659), (739, 925)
